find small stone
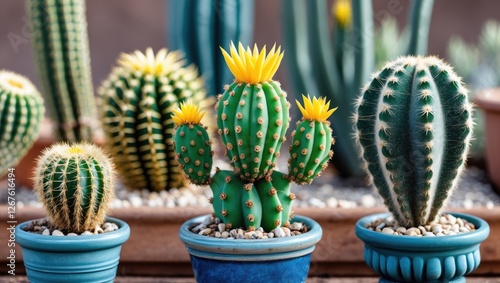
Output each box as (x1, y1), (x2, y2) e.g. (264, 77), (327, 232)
(459, 227), (469, 233)
(457, 218), (464, 227)
(214, 218), (221, 224)
(218, 223), (226, 233)
(202, 216), (214, 227)
(245, 232), (255, 239)
(432, 225), (443, 234)
(236, 234), (245, 239)
(338, 199), (356, 208)
(361, 194), (376, 208)
(42, 229), (50, 236)
(221, 231), (229, 239)
(237, 229), (244, 235)
(463, 199), (473, 209)
(267, 232), (274, 238)
(447, 214), (457, 225)
(423, 232), (435, 237)
(255, 231), (263, 238)
(95, 227), (104, 234)
(486, 201), (495, 209)
(376, 222), (386, 230)
(382, 227), (394, 234)
(406, 230), (418, 236)
(81, 231), (93, 236)
(104, 227), (116, 233)
(67, 233), (78, 236)
(282, 227), (291, 237)
(229, 229), (238, 238)
(436, 232), (445, 236)
(418, 226), (426, 235)
(257, 227), (264, 232)
(102, 223), (111, 230)
(274, 226), (286, 238)
(396, 227), (407, 234)
(288, 222), (303, 231)
(52, 230), (64, 236)
(215, 231), (221, 238)
(199, 228), (212, 236)
(326, 197), (338, 208)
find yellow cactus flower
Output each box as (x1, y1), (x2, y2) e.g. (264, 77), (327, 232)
(296, 94), (337, 122)
(333, 0), (351, 28)
(220, 41), (284, 84)
(118, 48), (184, 76)
(171, 100), (205, 126)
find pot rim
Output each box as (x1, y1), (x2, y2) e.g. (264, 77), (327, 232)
(178, 214), (323, 261)
(474, 88), (500, 112)
(15, 217), (130, 252)
(355, 212), (490, 251)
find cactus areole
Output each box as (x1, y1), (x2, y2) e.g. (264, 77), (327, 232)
(354, 56), (473, 228)
(173, 42), (336, 231)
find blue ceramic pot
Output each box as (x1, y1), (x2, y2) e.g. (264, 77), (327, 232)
(356, 212), (490, 283)
(179, 215), (322, 283)
(16, 217), (130, 283)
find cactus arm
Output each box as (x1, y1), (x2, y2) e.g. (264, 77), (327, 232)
(427, 64), (471, 221)
(406, 0), (435, 55)
(210, 169), (245, 229)
(351, 0), (374, 96)
(282, 0), (321, 97)
(255, 177), (284, 231)
(241, 183), (263, 230)
(306, 0), (342, 98)
(272, 171), (294, 226)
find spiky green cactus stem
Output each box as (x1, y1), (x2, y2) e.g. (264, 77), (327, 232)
(34, 143), (115, 233)
(0, 70), (44, 177)
(99, 48), (213, 192)
(354, 56), (473, 227)
(28, 0), (96, 142)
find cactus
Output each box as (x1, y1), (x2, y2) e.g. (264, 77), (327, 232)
(0, 70), (45, 177)
(167, 0), (254, 96)
(34, 143), (115, 233)
(27, 0), (97, 142)
(354, 56), (473, 227)
(173, 43), (336, 231)
(282, 0), (434, 178)
(98, 48), (214, 192)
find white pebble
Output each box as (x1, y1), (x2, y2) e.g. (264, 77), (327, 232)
(486, 201), (494, 209)
(338, 200), (357, 208)
(423, 232), (435, 237)
(282, 227), (291, 237)
(361, 194), (376, 207)
(308, 197), (326, 208)
(52, 230), (64, 236)
(67, 233), (78, 236)
(218, 223), (226, 233)
(95, 227), (104, 234)
(432, 225), (443, 234)
(274, 227), (286, 238)
(326, 197), (338, 208)
(382, 227), (394, 234)
(129, 195), (143, 207)
(42, 229), (50, 236)
(81, 231), (93, 236)
(463, 199), (473, 209)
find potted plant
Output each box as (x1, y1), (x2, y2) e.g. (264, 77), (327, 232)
(353, 55), (490, 282)
(173, 42), (336, 282)
(15, 143), (130, 283)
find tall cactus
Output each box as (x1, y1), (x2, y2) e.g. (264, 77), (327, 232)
(0, 70), (45, 177)
(98, 48), (213, 192)
(167, 0), (254, 97)
(282, 0), (434, 178)
(354, 56), (473, 227)
(173, 43), (336, 231)
(34, 143), (115, 233)
(27, 0), (97, 142)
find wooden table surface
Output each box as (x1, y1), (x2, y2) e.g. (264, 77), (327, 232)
(1, 277), (500, 283)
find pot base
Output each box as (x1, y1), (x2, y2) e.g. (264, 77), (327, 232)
(380, 277), (465, 283)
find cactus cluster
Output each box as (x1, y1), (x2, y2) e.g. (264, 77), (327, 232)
(34, 143), (115, 233)
(167, 0), (254, 96)
(0, 70), (45, 177)
(173, 43), (336, 231)
(354, 56), (473, 227)
(27, 0), (97, 142)
(99, 48), (214, 192)
(282, 0), (435, 178)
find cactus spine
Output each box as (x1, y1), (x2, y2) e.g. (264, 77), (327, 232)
(168, 0), (254, 96)
(173, 43), (336, 232)
(0, 71), (45, 177)
(354, 56), (473, 227)
(99, 48), (213, 192)
(34, 143), (115, 233)
(28, 0), (96, 142)
(282, 0), (434, 178)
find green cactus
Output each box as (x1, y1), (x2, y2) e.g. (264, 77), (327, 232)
(98, 48), (214, 192)
(354, 56), (473, 227)
(0, 70), (45, 177)
(173, 43), (336, 232)
(27, 0), (97, 142)
(282, 0), (434, 178)
(34, 143), (115, 233)
(167, 0), (254, 96)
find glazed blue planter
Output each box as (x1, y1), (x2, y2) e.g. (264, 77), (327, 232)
(179, 215), (322, 283)
(16, 217), (130, 283)
(356, 212), (490, 283)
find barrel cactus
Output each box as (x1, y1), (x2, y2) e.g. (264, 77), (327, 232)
(27, 0), (97, 142)
(0, 70), (45, 177)
(34, 143), (115, 233)
(99, 48), (213, 192)
(173, 43), (336, 231)
(354, 56), (473, 228)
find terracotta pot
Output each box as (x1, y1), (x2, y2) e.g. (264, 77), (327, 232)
(474, 89), (500, 194)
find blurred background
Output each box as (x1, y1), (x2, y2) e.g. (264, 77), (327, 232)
(2, 0), (500, 96)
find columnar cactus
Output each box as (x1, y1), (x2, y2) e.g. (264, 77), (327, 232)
(167, 0), (254, 96)
(99, 48), (213, 192)
(34, 143), (115, 233)
(28, 0), (97, 142)
(354, 56), (473, 227)
(282, 0), (435, 178)
(173, 43), (336, 231)
(0, 70), (45, 177)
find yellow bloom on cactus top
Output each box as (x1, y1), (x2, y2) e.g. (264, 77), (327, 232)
(296, 94), (337, 122)
(118, 48), (184, 76)
(333, 0), (351, 28)
(220, 42), (284, 84)
(171, 100), (205, 126)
